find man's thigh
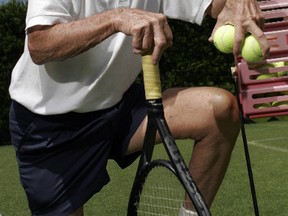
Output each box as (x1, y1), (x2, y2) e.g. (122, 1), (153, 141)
(127, 86), (236, 152)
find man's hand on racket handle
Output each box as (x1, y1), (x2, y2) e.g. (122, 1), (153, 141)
(114, 8), (173, 64)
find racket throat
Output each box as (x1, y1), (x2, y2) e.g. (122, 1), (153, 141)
(137, 99), (165, 172)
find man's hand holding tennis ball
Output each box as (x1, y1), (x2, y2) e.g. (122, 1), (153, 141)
(213, 24), (264, 63)
(208, 0), (270, 63)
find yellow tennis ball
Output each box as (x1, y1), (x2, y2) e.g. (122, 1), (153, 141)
(272, 101), (288, 106)
(241, 35), (263, 63)
(251, 103), (272, 123)
(273, 61), (288, 77)
(213, 24), (235, 54)
(272, 101), (288, 121)
(271, 61), (288, 94)
(256, 73), (277, 80)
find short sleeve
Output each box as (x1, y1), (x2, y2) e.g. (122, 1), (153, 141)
(25, 0), (80, 30)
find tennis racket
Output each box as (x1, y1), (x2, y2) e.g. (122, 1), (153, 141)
(127, 54), (211, 216)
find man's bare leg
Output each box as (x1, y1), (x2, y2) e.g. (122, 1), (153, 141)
(128, 86), (240, 209)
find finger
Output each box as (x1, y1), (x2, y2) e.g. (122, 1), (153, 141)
(209, 20), (228, 42)
(132, 28), (144, 51)
(151, 16), (172, 64)
(162, 21), (173, 45)
(253, 1), (265, 30)
(151, 46), (164, 64)
(252, 33), (270, 59)
(141, 23), (154, 51)
(256, 11), (265, 30)
(233, 24), (246, 56)
(246, 23), (270, 58)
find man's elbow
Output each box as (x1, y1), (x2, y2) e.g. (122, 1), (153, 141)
(28, 41), (46, 65)
(27, 25), (52, 65)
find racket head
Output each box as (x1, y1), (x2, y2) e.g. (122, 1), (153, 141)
(127, 159), (188, 216)
(156, 117), (211, 216)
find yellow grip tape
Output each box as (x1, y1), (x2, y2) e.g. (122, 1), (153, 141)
(142, 55), (162, 100)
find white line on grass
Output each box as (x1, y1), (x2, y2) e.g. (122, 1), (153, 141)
(248, 137), (288, 153)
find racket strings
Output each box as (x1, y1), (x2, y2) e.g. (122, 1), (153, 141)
(137, 166), (186, 216)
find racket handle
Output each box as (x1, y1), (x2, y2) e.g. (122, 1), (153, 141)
(142, 54), (162, 100)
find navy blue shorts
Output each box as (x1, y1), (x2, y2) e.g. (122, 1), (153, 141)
(9, 83), (147, 215)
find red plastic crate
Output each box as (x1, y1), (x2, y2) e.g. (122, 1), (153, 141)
(235, 0), (288, 120)
(237, 57), (288, 86)
(259, 0), (288, 55)
(259, 0), (288, 9)
(239, 81), (288, 119)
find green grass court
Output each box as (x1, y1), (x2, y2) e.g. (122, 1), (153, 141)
(0, 120), (288, 215)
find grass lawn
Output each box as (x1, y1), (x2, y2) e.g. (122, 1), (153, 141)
(0, 120), (288, 215)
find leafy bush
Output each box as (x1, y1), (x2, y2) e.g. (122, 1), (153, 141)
(160, 17), (235, 91)
(0, 0), (27, 145)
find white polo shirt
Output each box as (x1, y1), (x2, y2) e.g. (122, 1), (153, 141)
(9, 0), (212, 115)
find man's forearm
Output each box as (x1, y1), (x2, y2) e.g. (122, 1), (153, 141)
(27, 7), (172, 65)
(27, 9), (118, 65)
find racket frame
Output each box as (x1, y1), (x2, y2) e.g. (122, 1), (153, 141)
(127, 55), (211, 216)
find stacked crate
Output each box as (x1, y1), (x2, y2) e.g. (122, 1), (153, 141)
(236, 0), (288, 122)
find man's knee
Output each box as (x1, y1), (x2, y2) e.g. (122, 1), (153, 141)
(211, 90), (240, 135)
(212, 91), (239, 120)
